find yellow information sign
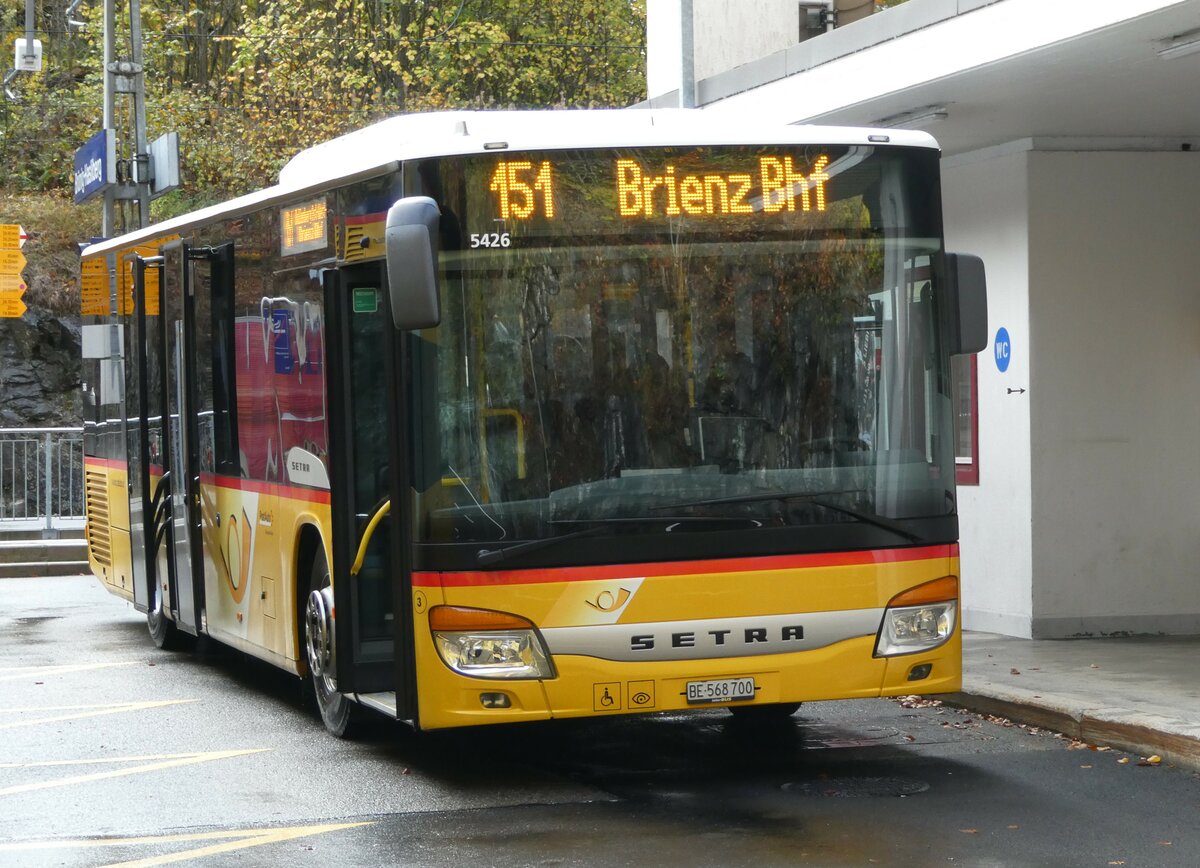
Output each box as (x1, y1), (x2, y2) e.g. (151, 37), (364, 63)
(0, 224), (27, 249)
(0, 249), (27, 274)
(81, 257), (109, 317)
(0, 225), (28, 317)
(0, 296), (28, 318)
(118, 244), (165, 316)
(0, 274), (26, 293)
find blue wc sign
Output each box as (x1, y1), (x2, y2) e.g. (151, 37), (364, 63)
(994, 327), (1012, 373)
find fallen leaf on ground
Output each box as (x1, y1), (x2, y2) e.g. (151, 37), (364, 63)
(960, 829), (978, 834)
(1117, 757), (1130, 764)
(1010, 668), (1021, 675)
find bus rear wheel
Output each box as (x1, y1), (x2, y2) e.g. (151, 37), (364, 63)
(303, 548), (358, 737)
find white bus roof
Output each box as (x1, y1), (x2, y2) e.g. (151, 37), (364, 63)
(84, 109), (938, 258)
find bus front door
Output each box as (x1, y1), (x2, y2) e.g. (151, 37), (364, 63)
(325, 263), (415, 717)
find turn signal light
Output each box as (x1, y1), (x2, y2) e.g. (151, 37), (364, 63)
(886, 575), (958, 608)
(429, 605), (535, 632)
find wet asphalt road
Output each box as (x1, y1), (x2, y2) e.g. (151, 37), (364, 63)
(2, 575), (1199, 867)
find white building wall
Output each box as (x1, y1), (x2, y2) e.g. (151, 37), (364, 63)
(942, 147), (1034, 637)
(1027, 150), (1200, 637)
(647, 0), (802, 98)
(691, 0), (801, 81)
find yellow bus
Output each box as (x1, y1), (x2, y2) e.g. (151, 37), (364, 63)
(80, 110), (987, 735)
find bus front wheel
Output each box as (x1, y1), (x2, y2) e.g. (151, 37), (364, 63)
(303, 549), (358, 737)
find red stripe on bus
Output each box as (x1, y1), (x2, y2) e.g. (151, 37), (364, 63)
(413, 544), (954, 588)
(197, 472), (331, 505)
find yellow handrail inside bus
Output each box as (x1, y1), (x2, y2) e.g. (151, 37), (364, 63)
(350, 499), (392, 577)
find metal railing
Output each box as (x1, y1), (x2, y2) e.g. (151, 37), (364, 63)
(0, 427), (86, 531)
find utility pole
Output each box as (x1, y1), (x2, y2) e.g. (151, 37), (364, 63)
(78, 0), (175, 237)
(102, 0), (114, 237)
(103, 0), (153, 234)
(4, 0), (42, 100)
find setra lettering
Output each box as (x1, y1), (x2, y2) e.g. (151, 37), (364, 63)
(629, 624), (806, 651)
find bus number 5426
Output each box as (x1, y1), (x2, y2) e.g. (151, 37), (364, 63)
(469, 232), (512, 248)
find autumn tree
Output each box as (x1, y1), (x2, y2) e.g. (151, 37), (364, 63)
(2, 0), (646, 207)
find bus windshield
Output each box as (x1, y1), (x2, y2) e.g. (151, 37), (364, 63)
(407, 145), (954, 559)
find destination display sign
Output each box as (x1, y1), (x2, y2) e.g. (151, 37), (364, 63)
(485, 152), (833, 223)
(281, 198), (328, 256)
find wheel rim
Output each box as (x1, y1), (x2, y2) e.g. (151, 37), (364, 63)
(148, 582), (165, 630)
(304, 586), (337, 695)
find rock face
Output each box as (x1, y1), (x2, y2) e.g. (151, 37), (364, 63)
(0, 312), (82, 428)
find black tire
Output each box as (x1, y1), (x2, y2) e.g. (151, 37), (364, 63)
(304, 548), (359, 738)
(147, 578), (194, 651)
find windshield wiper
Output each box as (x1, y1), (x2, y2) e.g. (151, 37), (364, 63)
(650, 490), (926, 543)
(475, 516), (761, 566)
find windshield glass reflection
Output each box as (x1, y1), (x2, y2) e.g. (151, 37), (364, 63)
(408, 147), (954, 549)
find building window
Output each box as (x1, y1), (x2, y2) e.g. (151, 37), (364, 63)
(952, 354), (979, 485)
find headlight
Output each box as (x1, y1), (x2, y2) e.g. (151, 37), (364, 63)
(874, 576), (958, 657)
(430, 606), (555, 679)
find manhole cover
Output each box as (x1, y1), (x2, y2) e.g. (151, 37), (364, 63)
(782, 776), (930, 798)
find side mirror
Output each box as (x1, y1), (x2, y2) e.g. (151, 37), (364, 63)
(384, 196), (441, 330)
(943, 253), (988, 355)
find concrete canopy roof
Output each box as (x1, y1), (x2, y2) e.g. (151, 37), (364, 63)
(698, 0), (1200, 157)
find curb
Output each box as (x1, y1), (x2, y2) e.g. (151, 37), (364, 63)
(944, 690), (1200, 773)
(0, 561), (90, 578)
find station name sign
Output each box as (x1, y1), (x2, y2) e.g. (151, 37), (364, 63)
(74, 129), (116, 205)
